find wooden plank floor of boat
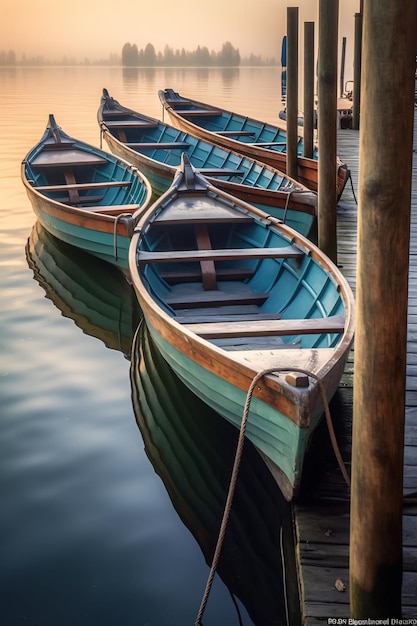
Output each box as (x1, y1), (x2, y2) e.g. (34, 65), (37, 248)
(293, 121), (417, 623)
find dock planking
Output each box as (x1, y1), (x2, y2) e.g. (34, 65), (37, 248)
(293, 122), (417, 623)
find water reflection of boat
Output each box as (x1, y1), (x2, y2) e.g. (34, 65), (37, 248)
(26, 221), (141, 356)
(130, 321), (301, 626)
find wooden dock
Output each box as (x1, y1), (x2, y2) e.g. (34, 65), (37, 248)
(293, 124), (417, 623)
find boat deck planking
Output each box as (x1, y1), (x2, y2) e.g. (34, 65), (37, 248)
(293, 121), (417, 623)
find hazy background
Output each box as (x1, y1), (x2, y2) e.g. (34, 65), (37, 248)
(2, 0), (360, 70)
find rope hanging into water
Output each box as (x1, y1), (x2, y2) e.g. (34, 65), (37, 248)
(195, 365), (349, 625)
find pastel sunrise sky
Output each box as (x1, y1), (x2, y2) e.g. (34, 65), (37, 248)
(2, 0), (360, 63)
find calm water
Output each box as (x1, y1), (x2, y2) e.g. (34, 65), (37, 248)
(0, 66), (296, 626)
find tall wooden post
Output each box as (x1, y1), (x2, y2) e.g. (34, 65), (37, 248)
(286, 7), (299, 181)
(340, 36), (346, 97)
(303, 21), (315, 159)
(350, 0), (417, 618)
(352, 10), (363, 130)
(317, 0), (338, 263)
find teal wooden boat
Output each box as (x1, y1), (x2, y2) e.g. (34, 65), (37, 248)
(98, 88), (318, 238)
(26, 221), (141, 356)
(22, 114), (152, 270)
(129, 156), (355, 500)
(130, 321), (301, 625)
(159, 88), (350, 199)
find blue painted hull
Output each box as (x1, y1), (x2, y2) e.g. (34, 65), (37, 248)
(22, 114), (152, 270)
(98, 89), (317, 238)
(32, 203), (131, 268)
(145, 316), (312, 491)
(129, 157), (355, 499)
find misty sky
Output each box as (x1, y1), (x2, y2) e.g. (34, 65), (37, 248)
(2, 0), (360, 62)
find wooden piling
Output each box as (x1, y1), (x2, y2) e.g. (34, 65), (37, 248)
(286, 7), (299, 181)
(317, 0), (338, 263)
(350, 0), (417, 618)
(340, 36), (346, 97)
(352, 10), (362, 130)
(303, 22), (315, 160)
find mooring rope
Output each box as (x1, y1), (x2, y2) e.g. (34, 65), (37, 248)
(282, 189), (318, 226)
(113, 213), (133, 260)
(348, 171), (358, 205)
(195, 365), (349, 625)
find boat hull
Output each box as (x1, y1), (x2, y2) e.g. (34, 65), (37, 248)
(22, 115), (152, 270)
(98, 90), (318, 237)
(104, 130), (315, 237)
(159, 88), (350, 200)
(24, 186), (134, 268)
(129, 159), (354, 499)
(138, 296), (349, 501)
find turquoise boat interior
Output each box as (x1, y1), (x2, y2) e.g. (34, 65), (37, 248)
(138, 197), (345, 351)
(24, 119), (149, 209)
(162, 88), (319, 159)
(101, 98), (301, 192)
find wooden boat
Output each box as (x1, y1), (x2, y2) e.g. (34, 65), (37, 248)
(129, 155), (355, 500)
(26, 221), (141, 356)
(98, 88), (318, 238)
(22, 114), (152, 270)
(130, 321), (300, 625)
(159, 88), (350, 199)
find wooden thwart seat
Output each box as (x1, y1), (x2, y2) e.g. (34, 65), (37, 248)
(216, 131), (256, 137)
(31, 150), (108, 168)
(126, 142), (190, 150)
(250, 141), (287, 147)
(82, 204), (139, 214)
(35, 180), (132, 192)
(175, 311), (281, 323)
(183, 315), (345, 338)
(153, 205), (253, 225)
(160, 266), (255, 284)
(198, 168), (245, 177)
(138, 244), (303, 264)
(52, 194), (105, 205)
(105, 120), (158, 129)
(166, 290), (268, 309)
(179, 109), (222, 116)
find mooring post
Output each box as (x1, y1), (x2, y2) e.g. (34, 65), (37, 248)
(352, 10), (363, 130)
(317, 0), (338, 263)
(340, 36), (346, 97)
(286, 7), (299, 181)
(303, 21), (315, 159)
(350, 0), (417, 617)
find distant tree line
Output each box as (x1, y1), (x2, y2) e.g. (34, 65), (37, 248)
(0, 43), (277, 67)
(122, 41), (243, 66)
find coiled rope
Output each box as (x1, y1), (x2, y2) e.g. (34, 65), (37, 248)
(195, 366), (350, 626)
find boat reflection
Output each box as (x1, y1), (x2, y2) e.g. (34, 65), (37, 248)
(26, 220), (141, 357)
(130, 321), (301, 626)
